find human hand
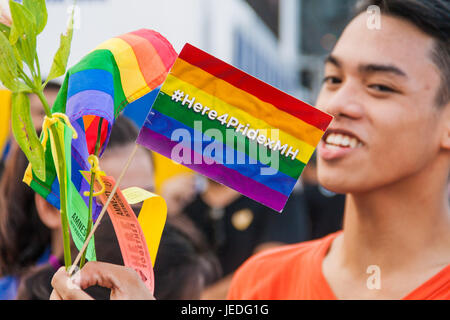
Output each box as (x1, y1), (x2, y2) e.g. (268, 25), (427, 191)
(50, 261), (155, 300)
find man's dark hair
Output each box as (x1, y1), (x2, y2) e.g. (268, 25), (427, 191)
(44, 81), (62, 92)
(356, 0), (450, 107)
(108, 115), (139, 149)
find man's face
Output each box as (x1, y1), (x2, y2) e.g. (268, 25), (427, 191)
(101, 144), (154, 192)
(316, 13), (445, 194)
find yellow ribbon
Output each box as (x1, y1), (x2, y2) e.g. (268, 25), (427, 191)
(83, 154), (106, 197)
(24, 113), (78, 185)
(122, 186), (167, 266)
(39, 113), (105, 197)
(41, 113), (78, 148)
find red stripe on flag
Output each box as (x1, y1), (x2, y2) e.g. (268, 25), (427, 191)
(99, 117), (109, 149)
(132, 29), (178, 72)
(85, 116), (109, 155)
(178, 43), (332, 131)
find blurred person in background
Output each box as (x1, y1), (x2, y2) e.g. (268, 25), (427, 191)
(122, 93), (198, 218)
(0, 142), (55, 299)
(182, 178), (310, 299)
(228, 0), (450, 299)
(160, 173), (197, 216)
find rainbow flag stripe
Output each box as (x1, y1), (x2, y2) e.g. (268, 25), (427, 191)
(137, 44), (332, 212)
(25, 29), (177, 220)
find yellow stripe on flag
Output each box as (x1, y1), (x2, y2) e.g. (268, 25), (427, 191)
(171, 58), (325, 147)
(95, 38), (150, 103)
(161, 75), (316, 165)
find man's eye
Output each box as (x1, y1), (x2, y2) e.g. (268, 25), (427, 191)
(323, 76), (341, 84)
(369, 84), (396, 93)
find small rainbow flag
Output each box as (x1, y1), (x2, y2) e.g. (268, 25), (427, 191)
(24, 29), (177, 256)
(137, 44), (333, 212)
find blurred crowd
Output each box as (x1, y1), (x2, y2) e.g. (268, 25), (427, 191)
(0, 84), (345, 300)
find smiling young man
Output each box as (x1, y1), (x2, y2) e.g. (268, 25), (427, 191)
(228, 0), (450, 300)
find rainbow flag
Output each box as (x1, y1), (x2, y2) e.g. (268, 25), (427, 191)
(24, 29), (177, 255)
(137, 44), (333, 212)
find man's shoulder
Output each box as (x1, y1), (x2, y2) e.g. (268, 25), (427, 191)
(228, 232), (341, 299)
(246, 238), (322, 267)
(238, 233), (336, 272)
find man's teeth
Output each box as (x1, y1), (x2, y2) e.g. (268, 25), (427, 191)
(325, 133), (361, 148)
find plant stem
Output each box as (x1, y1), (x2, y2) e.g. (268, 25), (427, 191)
(35, 88), (52, 117)
(35, 87), (72, 270)
(49, 122), (72, 270)
(18, 68), (35, 91)
(35, 52), (42, 86)
(79, 117), (104, 268)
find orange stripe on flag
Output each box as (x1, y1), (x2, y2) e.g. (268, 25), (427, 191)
(118, 34), (169, 90)
(83, 115), (96, 130)
(170, 58), (324, 147)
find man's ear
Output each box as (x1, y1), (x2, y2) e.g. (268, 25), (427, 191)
(441, 103), (450, 150)
(35, 194), (61, 229)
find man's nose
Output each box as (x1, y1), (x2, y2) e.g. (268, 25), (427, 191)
(322, 81), (365, 121)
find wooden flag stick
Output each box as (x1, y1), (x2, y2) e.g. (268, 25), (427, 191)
(68, 144), (139, 276)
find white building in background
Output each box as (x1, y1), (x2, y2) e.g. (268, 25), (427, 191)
(38, 0), (303, 98)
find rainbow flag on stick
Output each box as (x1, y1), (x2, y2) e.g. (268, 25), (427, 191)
(24, 29), (177, 258)
(137, 44), (333, 212)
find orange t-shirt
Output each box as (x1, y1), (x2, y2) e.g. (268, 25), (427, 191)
(227, 231), (450, 300)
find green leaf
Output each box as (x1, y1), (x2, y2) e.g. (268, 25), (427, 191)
(9, 1), (35, 44)
(11, 92), (46, 180)
(12, 43), (22, 69)
(16, 35), (35, 71)
(0, 22), (10, 38)
(23, 0), (47, 35)
(0, 27), (31, 92)
(46, 14), (73, 83)
(9, 0), (36, 69)
(0, 29), (22, 91)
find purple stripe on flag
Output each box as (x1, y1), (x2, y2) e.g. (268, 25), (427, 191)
(66, 90), (115, 157)
(136, 126), (288, 212)
(66, 90), (115, 125)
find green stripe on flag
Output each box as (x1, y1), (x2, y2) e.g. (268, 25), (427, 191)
(70, 49), (128, 114)
(152, 92), (306, 180)
(53, 49), (128, 115)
